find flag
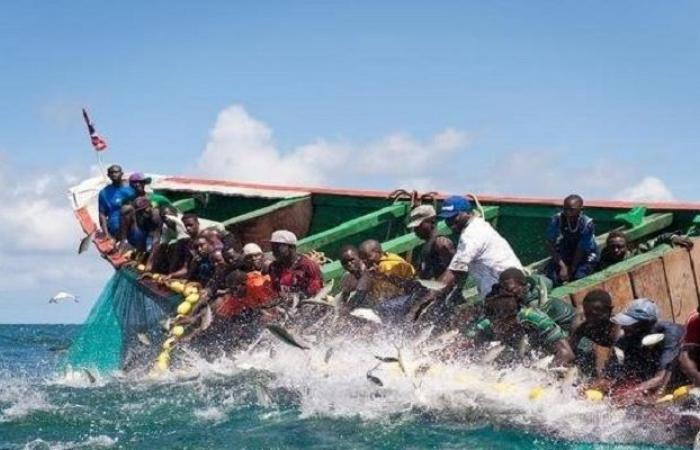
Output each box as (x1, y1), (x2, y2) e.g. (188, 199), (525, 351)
(82, 108), (108, 151)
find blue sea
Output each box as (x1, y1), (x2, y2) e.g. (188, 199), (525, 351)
(0, 324), (694, 450)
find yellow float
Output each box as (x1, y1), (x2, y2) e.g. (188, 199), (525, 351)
(185, 293), (199, 304)
(176, 302), (192, 315)
(584, 389), (604, 402)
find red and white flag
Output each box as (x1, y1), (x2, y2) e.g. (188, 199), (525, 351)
(82, 108), (108, 151)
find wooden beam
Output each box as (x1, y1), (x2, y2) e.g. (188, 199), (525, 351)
(172, 197), (197, 213)
(320, 206), (500, 281)
(297, 203), (409, 253)
(220, 196), (310, 228)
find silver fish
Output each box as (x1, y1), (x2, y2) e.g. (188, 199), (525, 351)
(82, 368), (96, 384)
(416, 279), (447, 291)
(642, 333), (665, 346)
(366, 373), (384, 387)
(349, 308), (383, 325)
(136, 333), (151, 346)
(481, 343), (506, 364)
(324, 347), (334, 363)
(266, 325), (310, 350)
(199, 305), (213, 332)
(374, 355), (400, 363)
(78, 231), (96, 255)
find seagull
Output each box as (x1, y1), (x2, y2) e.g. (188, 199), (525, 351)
(50, 292), (78, 303)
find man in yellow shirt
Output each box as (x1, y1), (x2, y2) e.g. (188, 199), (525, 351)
(356, 239), (416, 306)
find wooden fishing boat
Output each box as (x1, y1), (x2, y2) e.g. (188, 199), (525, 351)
(66, 173), (700, 370)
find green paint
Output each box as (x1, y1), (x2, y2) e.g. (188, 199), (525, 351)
(297, 203), (408, 253)
(221, 196), (310, 227)
(614, 206), (647, 228)
(172, 197), (196, 213)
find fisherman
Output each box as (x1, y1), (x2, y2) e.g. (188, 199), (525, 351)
(569, 290), (621, 378)
(355, 239), (416, 307)
(406, 204), (455, 280)
(241, 243), (271, 274)
(121, 197), (163, 270)
(337, 245), (364, 309)
(605, 299), (685, 402)
(487, 268), (575, 331)
(545, 194), (598, 285)
(597, 230), (694, 271)
(679, 308), (700, 387)
(98, 164), (135, 240)
(268, 230), (323, 298)
(475, 293), (576, 366)
(165, 213), (203, 279)
(188, 235), (225, 286)
(126, 172), (172, 208)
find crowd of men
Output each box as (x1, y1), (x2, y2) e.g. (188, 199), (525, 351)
(98, 165), (700, 404)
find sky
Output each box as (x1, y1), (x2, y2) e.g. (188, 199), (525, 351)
(1, 1), (699, 323)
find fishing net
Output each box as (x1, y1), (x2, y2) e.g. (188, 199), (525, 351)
(62, 269), (178, 373)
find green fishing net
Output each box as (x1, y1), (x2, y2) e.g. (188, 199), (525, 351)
(62, 269), (178, 373)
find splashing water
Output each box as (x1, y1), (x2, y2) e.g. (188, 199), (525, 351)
(0, 324), (693, 449)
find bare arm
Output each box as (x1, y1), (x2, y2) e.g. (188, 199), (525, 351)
(680, 350), (700, 386)
(552, 338), (576, 366)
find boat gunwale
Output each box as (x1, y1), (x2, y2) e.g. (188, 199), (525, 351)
(161, 175), (700, 211)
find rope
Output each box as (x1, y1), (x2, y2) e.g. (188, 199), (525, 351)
(466, 193), (485, 218)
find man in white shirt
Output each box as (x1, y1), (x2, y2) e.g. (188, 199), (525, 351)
(411, 195), (522, 322)
(439, 196), (522, 297)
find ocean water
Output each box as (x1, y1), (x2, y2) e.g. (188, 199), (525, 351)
(0, 324), (695, 450)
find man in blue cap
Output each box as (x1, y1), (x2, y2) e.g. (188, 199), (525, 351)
(410, 195), (523, 324)
(605, 298), (685, 402)
(436, 195), (522, 298)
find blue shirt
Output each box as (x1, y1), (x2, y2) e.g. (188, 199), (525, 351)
(546, 212), (597, 260)
(98, 184), (135, 236)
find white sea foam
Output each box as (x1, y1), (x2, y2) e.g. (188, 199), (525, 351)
(0, 380), (56, 422)
(193, 406), (227, 423)
(22, 435), (116, 450)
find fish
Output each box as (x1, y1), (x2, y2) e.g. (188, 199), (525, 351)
(301, 280), (336, 307)
(416, 279), (447, 291)
(324, 347), (334, 363)
(613, 346), (625, 363)
(349, 308), (383, 325)
(414, 325), (435, 348)
(366, 372), (384, 387)
(199, 305), (213, 332)
(82, 368), (96, 384)
(533, 354), (554, 370)
(265, 325), (310, 350)
(642, 333), (665, 346)
(481, 342), (506, 364)
(136, 333), (151, 346)
(78, 231), (96, 254)
(396, 346), (408, 377)
(374, 355), (400, 363)
(49, 292), (78, 303)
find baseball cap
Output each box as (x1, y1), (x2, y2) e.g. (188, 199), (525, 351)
(243, 243), (263, 256)
(437, 195), (474, 219)
(407, 205), (437, 229)
(128, 172), (152, 184)
(270, 230), (298, 245)
(611, 298), (658, 326)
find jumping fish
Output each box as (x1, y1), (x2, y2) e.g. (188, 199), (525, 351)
(78, 231), (96, 254)
(366, 372), (384, 387)
(416, 279), (447, 291)
(642, 333), (665, 346)
(82, 368), (96, 384)
(349, 308), (383, 325)
(374, 355), (400, 363)
(265, 325), (310, 350)
(136, 333), (152, 346)
(199, 305), (213, 332)
(301, 280), (336, 307)
(49, 292), (78, 303)
(613, 346), (625, 363)
(324, 347), (334, 363)
(482, 342), (506, 364)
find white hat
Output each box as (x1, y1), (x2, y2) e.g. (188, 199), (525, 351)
(270, 230), (298, 245)
(242, 243), (263, 256)
(407, 204), (437, 229)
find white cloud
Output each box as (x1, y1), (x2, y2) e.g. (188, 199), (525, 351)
(615, 176), (675, 202)
(197, 105), (469, 189)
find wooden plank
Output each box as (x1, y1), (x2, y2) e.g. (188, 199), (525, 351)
(662, 248), (699, 323)
(687, 237), (700, 301)
(221, 196), (309, 227)
(297, 203), (408, 253)
(629, 258), (673, 322)
(172, 197), (196, 213)
(570, 272), (633, 313)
